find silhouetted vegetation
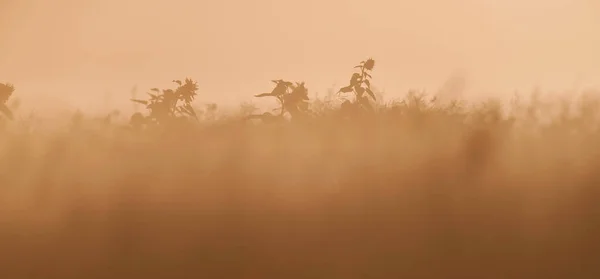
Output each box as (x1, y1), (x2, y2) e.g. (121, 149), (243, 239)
(338, 58), (377, 113)
(130, 78), (199, 127)
(0, 82), (14, 120)
(251, 79), (310, 122)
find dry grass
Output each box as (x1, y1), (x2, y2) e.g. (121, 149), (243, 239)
(1, 87), (600, 278)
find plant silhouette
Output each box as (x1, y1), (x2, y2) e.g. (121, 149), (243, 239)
(253, 79), (310, 120)
(0, 83), (15, 120)
(130, 78), (199, 127)
(338, 58), (376, 112)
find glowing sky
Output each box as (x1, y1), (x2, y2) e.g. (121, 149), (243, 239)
(1, 0), (599, 113)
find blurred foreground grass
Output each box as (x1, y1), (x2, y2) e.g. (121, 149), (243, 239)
(1, 88), (600, 278)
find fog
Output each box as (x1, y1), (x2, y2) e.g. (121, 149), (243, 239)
(1, 0), (600, 113)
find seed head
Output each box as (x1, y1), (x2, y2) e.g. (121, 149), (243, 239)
(0, 83), (15, 104)
(364, 58), (375, 71)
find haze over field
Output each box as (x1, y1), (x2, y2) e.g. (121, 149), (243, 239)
(1, 0), (600, 112)
(5, 1), (600, 278)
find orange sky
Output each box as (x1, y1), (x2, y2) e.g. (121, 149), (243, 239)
(1, 0), (600, 113)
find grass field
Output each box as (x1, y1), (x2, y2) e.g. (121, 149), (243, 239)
(1, 63), (600, 278)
